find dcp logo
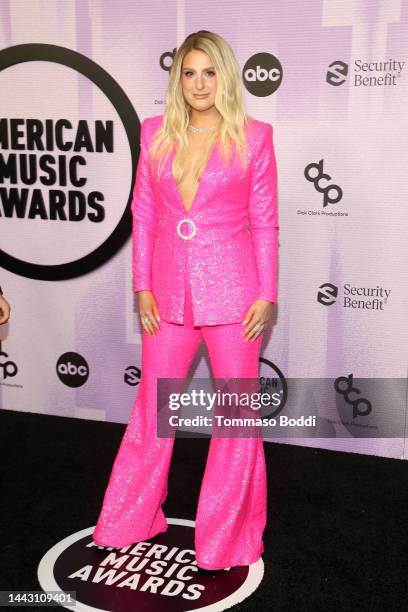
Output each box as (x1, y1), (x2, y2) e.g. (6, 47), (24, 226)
(305, 159), (343, 207)
(0, 341), (18, 379)
(0, 351), (18, 379)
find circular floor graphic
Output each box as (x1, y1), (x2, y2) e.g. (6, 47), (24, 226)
(37, 518), (264, 611)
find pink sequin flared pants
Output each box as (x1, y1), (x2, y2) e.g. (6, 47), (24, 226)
(92, 277), (267, 570)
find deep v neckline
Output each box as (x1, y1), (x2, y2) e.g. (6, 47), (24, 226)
(170, 138), (218, 215)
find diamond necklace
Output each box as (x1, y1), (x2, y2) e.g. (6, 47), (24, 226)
(187, 123), (217, 133)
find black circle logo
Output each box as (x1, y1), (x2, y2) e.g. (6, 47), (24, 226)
(259, 357), (287, 418)
(243, 52), (283, 97)
(0, 43), (140, 280)
(57, 351), (89, 387)
(37, 519), (264, 611)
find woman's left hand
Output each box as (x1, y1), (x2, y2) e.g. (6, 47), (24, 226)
(0, 295), (10, 325)
(241, 299), (274, 342)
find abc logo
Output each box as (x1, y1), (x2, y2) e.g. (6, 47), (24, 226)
(57, 352), (89, 387)
(243, 52), (283, 96)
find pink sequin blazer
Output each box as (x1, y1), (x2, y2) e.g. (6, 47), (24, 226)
(131, 114), (279, 326)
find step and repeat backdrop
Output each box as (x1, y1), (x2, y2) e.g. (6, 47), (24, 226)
(0, 0), (407, 459)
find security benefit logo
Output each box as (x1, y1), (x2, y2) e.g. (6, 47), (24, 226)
(37, 520), (264, 612)
(326, 58), (405, 88)
(124, 364), (142, 387)
(0, 43), (140, 280)
(317, 282), (391, 310)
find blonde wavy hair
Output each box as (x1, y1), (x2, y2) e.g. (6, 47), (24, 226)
(147, 30), (253, 185)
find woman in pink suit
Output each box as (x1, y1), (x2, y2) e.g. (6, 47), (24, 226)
(93, 30), (279, 571)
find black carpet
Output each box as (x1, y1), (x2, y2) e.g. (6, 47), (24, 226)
(1, 408), (407, 611)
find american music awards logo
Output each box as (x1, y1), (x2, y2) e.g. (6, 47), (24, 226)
(0, 43), (139, 281)
(37, 518), (264, 611)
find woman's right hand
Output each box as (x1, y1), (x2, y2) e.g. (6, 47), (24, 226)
(136, 290), (160, 336)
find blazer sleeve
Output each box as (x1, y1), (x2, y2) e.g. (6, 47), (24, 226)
(131, 118), (158, 293)
(248, 122), (279, 303)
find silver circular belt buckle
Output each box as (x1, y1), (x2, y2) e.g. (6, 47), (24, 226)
(176, 218), (197, 240)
